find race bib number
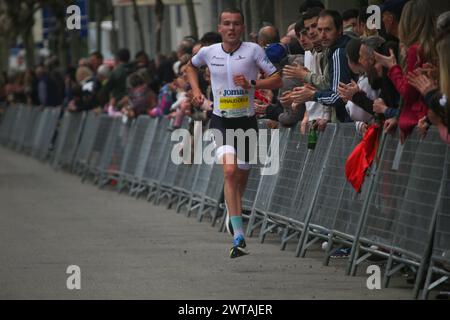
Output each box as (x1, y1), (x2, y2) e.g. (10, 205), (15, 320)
(218, 89), (251, 117)
(219, 96), (250, 110)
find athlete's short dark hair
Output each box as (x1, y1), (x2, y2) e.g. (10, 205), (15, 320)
(219, 8), (245, 24)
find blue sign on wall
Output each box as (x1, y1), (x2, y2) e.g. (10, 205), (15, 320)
(42, 0), (88, 39)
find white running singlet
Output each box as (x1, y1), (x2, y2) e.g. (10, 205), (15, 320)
(191, 42), (278, 118)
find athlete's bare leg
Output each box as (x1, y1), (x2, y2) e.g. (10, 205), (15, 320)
(236, 168), (250, 214)
(222, 153), (241, 217)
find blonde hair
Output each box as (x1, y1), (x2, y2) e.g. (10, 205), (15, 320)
(75, 66), (93, 84)
(398, 0), (437, 64)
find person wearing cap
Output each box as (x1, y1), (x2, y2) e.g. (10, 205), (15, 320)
(257, 25), (288, 67)
(254, 24), (306, 127)
(379, 0), (408, 42)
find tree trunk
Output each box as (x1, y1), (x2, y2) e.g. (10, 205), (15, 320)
(95, 0), (103, 52)
(185, 0), (198, 40)
(155, 0), (164, 54)
(69, 30), (82, 66)
(110, 0), (118, 54)
(0, 37), (9, 73)
(131, 0), (146, 52)
(249, 0), (262, 34)
(22, 29), (35, 69)
(57, 19), (67, 70)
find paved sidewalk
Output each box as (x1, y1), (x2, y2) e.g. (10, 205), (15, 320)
(0, 146), (413, 299)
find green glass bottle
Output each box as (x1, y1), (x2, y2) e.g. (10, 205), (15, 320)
(308, 121), (318, 150)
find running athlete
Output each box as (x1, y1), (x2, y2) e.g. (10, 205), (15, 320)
(186, 8), (283, 258)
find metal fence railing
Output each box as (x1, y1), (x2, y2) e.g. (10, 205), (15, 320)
(246, 126), (289, 238)
(52, 111), (86, 170)
(422, 143), (450, 299)
(116, 116), (153, 193)
(1, 104), (449, 299)
(73, 112), (100, 176)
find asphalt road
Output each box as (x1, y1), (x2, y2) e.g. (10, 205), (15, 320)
(0, 146), (413, 299)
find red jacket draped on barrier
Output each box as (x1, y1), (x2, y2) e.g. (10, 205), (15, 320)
(345, 124), (381, 193)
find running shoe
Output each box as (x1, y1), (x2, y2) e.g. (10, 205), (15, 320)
(229, 235), (249, 259)
(330, 247), (351, 259)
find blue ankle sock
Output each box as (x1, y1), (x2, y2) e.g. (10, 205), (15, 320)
(230, 216), (244, 240)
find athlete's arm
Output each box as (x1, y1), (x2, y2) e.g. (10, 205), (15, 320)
(185, 62), (204, 107)
(254, 73), (283, 90)
(234, 72), (283, 90)
(187, 47), (208, 107)
(250, 44), (283, 90)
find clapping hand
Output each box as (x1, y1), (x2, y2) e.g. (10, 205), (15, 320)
(417, 116), (430, 139)
(283, 64), (310, 81)
(407, 70), (438, 97)
(373, 98), (388, 114)
(337, 80), (359, 102)
(374, 49), (397, 69)
(291, 84), (316, 105)
(279, 90), (293, 108)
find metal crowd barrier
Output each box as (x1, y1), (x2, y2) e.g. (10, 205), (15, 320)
(97, 117), (132, 188)
(154, 118), (190, 206)
(116, 116), (156, 194)
(2, 102), (450, 299)
(241, 120), (272, 213)
(73, 112), (100, 176)
(135, 117), (171, 200)
(52, 111), (86, 170)
(14, 105), (34, 152)
(299, 124), (365, 264)
(197, 162), (224, 223)
(246, 126), (290, 237)
(8, 104), (27, 149)
(0, 104), (19, 145)
(258, 126), (310, 246)
(166, 161), (192, 211)
(422, 143), (450, 299)
(173, 162), (199, 213)
(22, 107), (43, 155)
(349, 128), (447, 298)
(80, 114), (115, 182)
(30, 107), (61, 161)
(186, 145), (215, 218)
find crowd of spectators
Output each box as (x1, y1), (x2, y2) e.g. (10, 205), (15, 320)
(1, 0), (448, 146)
(1, 0), (449, 152)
